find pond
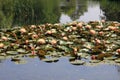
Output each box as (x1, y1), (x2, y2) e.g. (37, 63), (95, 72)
(0, 0), (120, 80)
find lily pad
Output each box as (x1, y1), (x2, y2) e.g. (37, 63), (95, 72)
(0, 53), (6, 56)
(14, 60), (27, 64)
(115, 59), (120, 63)
(89, 60), (100, 63)
(6, 51), (18, 55)
(104, 57), (117, 60)
(70, 60), (85, 65)
(17, 49), (26, 53)
(42, 58), (59, 63)
(11, 57), (21, 61)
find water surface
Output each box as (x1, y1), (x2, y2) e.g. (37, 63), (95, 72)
(0, 57), (120, 80)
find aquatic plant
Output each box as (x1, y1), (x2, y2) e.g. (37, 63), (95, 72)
(0, 20), (120, 65)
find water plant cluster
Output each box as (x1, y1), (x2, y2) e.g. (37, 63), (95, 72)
(0, 20), (120, 65)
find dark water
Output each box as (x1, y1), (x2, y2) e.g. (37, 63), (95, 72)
(0, 0), (120, 80)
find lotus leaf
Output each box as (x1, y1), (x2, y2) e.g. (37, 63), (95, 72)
(70, 60), (85, 65)
(90, 60), (100, 63)
(57, 45), (72, 52)
(14, 60), (27, 64)
(0, 53), (6, 56)
(6, 51), (18, 55)
(42, 58), (59, 63)
(115, 59), (120, 63)
(17, 49), (26, 53)
(59, 40), (73, 45)
(104, 57), (117, 60)
(11, 57), (21, 61)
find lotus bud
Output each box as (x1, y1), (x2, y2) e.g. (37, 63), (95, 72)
(20, 28), (27, 33)
(31, 25), (36, 29)
(61, 33), (65, 37)
(25, 40), (29, 44)
(30, 46), (35, 51)
(90, 30), (96, 35)
(63, 36), (68, 41)
(95, 38), (101, 44)
(96, 25), (103, 29)
(98, 31), (104, 36)
(0, 43), (4, 48)
(1, 36), (8, 41)
(116, 49), (120, 54)
(32, 34), (38, 39)
(91, 55), (96, 60)
(46, 23), (52, 27)
(10, 43), (15, 46)
(72, 27), (77, 31)
(108, 26), (117, 31)
(77, 23), (83, 28)
(73, 47), (78, 52)
(50, 39), (57, 45)
(51, 29), (57, 33)
(101, 20), (105, 23)
(85, 25), (91, 29)
(37, 39), (46, 44)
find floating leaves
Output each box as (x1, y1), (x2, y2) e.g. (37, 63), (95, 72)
(0, 21), (120, 65)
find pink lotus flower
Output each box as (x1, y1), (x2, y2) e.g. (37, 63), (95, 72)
(0, 43), (4, 48)
(1, 36), (8, 41)
(117, 49), (120, 54)
(37, 39), (46, 44)
(90, 30), (96, 35)
(20, 28), (27, 33)
(50, 39), (57, 45)
(63, 36), (68, 41)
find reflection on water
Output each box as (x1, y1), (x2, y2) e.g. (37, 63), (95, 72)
(100, 0), (120, 22)
(60, 0), (105, 23)
(0, 0), (120, 28)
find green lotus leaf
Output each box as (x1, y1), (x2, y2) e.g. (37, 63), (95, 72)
(42, 58), (59, 63)
(6, 51), (18, 55)
(17, 48), (26, 53)
(104, 57), (117, 60)
(115, 59), (120, 63)
(59, 40), (73, 45)
(11, 57), (21, 61)
(0, 53), (6, 56)
(89, 60), (100, 63)
(70, 60), (85, 65)
(14, 60), (27, 64)
(57, 45), (72, 52)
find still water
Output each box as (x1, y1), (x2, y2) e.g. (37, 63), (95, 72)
(0, 0), (120, 80)
(60, 0), (104, 23)
(0, 57), (120, 80)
